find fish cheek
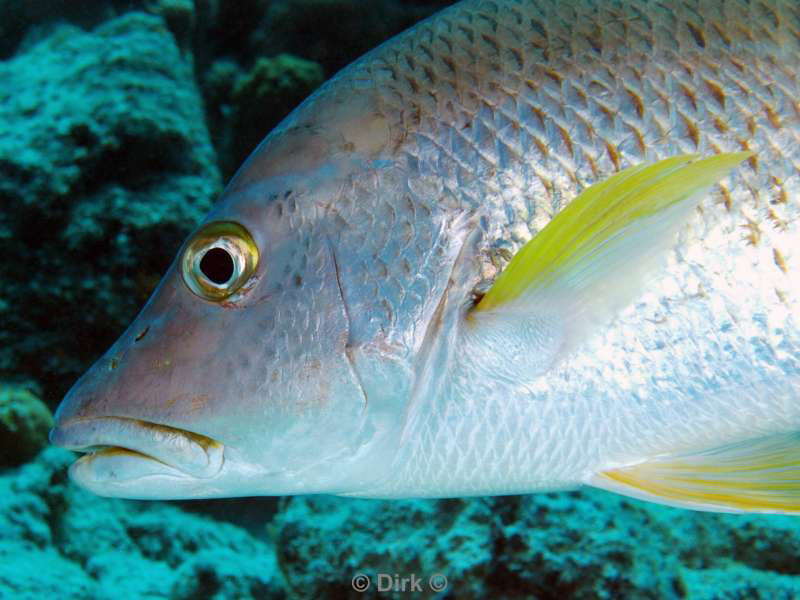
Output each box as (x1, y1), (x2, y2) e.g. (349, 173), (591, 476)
(232, 272), (370, 473)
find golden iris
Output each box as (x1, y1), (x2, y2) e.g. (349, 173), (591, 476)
(181, 221), (259, 301)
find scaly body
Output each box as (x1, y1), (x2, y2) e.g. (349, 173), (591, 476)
(51, 0), (800, 511)
(314, 0), (800, 496)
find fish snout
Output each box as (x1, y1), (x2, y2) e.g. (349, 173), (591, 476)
(50, 328), (229, 493)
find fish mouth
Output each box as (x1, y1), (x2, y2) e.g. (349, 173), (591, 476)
(49, 416), (224, 483)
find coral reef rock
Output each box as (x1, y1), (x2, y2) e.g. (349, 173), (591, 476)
(0, 384), (53, 467)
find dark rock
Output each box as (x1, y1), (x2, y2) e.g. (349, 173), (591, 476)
(0, 0), (153, 59)
(148, 0), (196, 50)
(253, 0), (448, 76)
(0, 384), (53, 467)
(170, 549), (287, 600)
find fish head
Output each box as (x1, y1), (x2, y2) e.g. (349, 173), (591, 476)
(50, 164), (401, 499)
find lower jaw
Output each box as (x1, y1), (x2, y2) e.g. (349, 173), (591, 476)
(72, 446), (188, 481)
(67, 448), (223, 499)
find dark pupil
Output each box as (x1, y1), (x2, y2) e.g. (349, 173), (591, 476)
(200, 247), (234, 285)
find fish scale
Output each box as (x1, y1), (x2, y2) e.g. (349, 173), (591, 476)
(334, 1), (798, 289)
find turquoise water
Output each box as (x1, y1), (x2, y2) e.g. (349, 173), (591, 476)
(1, 1), (799, 598)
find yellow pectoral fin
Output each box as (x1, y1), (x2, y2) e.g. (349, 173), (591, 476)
(591, 433), (800, 514)
(470, 153), (751, 354)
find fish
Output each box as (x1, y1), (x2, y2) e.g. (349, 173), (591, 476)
(50, 0), (800, 513)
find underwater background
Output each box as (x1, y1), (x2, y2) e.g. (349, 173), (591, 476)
(2, 0), (800, 598)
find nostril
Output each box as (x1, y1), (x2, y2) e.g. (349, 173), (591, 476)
(134, 326), (150, 342)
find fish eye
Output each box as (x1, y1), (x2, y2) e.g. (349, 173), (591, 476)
(181, 221), (259, 301)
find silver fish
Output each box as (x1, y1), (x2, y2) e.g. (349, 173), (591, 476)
(51, 0), (800, 513)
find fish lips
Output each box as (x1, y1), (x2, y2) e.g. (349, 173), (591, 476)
(49, 416), (224, 487)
